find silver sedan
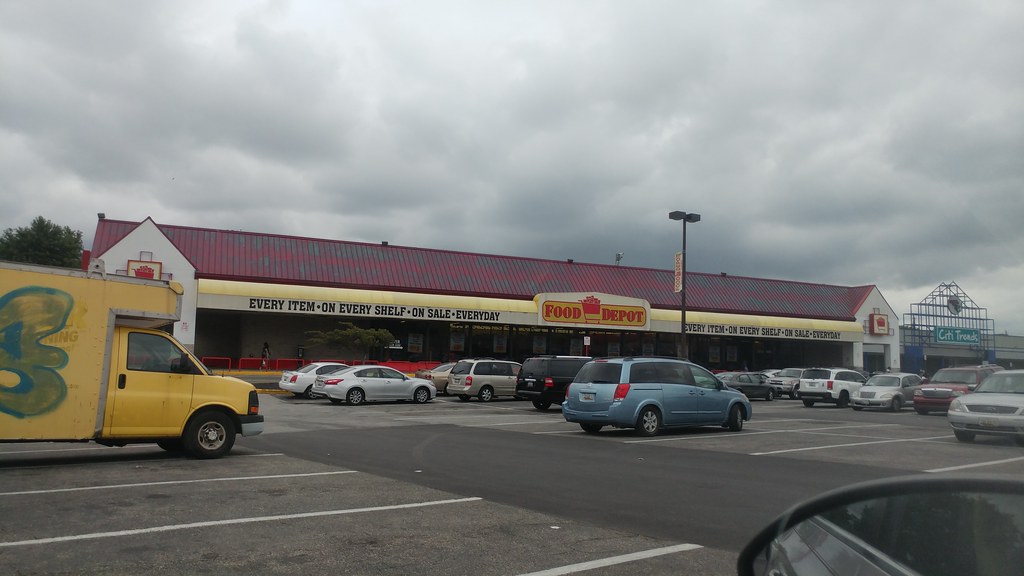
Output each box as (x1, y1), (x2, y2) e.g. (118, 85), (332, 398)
(948, 369), (1024, 445)
(313, 365), (436, 405)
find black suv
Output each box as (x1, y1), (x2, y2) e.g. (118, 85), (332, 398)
(515, 355), (592, 411)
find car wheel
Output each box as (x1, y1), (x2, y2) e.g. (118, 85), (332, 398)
(303, 385), (317, 399)
(580, 423), (603, 434)
(790, 385), (799, 400)
(953, 430), (975, 443)
(852, 406), (863, 411)
(183, 411), (235, 459)
(890, 397), (903, 412)
(765, 388), (775, 401)
(157, 439), (183, 452)
(478, 386), (494, 402)
(835, 392), (849, 409)
(347, 388), (365, 406)
(802, 399), (815, 407)
(915, 408), (929, 415)
(457, 394), (470, 401)
(413, 387), (430, 404)
(635, 407), (661, 437)
(727, 405), (744, 431)
(532, 400), (552, 411)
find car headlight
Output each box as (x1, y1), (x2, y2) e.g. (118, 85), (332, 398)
(914, 390), (923, 397)
(879, 392), (894, 400)
(952, 390), (966, 397)
(949, 399), (966, 412)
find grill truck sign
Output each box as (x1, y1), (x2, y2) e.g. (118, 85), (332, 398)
(537, 293), (650, 330)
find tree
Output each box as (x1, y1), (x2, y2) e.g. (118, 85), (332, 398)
(0, 216), (84, 268)
(305, 322), (396, 360)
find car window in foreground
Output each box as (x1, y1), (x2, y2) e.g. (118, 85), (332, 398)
(574, 363), (622, 384)
(975, 373), (1024, 394)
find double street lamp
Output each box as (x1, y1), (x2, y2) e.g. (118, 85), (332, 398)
(669, 210), (701, 359)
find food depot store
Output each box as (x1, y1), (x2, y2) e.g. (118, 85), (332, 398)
(89, 217), (892, 371)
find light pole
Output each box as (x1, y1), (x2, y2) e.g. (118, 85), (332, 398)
(669, 210), (700, 359)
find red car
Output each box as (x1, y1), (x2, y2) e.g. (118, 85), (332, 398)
(911, 365), (1004, 415)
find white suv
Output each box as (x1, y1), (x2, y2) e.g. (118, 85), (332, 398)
(798, 368), (867, 408)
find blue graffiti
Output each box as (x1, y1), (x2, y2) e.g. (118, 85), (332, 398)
(0, 286), (72, 419)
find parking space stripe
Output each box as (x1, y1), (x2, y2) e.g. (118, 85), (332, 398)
(514, 543), (703, 575)
(926, 456), (1024, 473)
(0, 497), (483, 547)
(751, 435), (951, 455)
(626, 424), (899, 444)
(0, 471), (358, 497)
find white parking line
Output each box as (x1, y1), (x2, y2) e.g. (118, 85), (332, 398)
(751, 435), (951, 455)
(626, 424), (899, 444)
(515, 543), (703, 576)
(0, 497), (482, 547)
(927, 456), (1024, 473)
(0, 471), (359, 497)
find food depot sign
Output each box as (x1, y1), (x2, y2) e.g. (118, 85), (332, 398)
(537, 293), (650, 330)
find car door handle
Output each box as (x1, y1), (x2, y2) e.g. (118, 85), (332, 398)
(118, 374), (127, 389)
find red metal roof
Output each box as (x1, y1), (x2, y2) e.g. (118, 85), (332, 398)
(91, 219), (872, 321)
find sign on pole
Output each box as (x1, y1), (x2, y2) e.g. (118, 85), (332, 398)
(674, 252), (682, 293)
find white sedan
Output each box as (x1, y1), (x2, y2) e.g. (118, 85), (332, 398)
(278, 362), (350, 398)
(313, 365), (436, 405)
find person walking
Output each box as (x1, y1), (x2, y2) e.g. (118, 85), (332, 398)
(261, 342), (272, 371)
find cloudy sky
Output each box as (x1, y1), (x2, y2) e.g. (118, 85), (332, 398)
(3, 1), (1022, 333)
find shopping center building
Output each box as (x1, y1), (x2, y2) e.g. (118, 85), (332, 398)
(89, 216), (904, 372)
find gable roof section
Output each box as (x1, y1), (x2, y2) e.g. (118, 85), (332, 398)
(92, 219), (866, 321)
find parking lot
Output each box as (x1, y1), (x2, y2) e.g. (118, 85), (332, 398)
(2, 395), (1022, 575)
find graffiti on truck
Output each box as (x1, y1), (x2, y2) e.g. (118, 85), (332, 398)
(0, 286), (72, 418)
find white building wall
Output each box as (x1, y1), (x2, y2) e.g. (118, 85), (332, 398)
(93, 219), (199, 350)
(855, 287), (901, 371)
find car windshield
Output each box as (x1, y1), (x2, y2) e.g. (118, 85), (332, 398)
(930, 370), (975, 384)
(778, 368), (803, 378)
(717, 373), (739, 381)
(865, 375), (900, 387)
(974, 374), (1024, 394)
(574, 362), (622, 384)
(433, 363), (455, 372)
(296, 364), (319, 374)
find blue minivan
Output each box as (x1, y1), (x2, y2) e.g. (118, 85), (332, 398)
(562, 357), (752, 436)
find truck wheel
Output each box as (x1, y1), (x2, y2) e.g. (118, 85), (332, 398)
(802, 399), (815, 407)
(184, 411), (235, 459)
(532, 400), (552, 411)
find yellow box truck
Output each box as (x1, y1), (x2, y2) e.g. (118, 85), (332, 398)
(0, 260), (263, 458)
